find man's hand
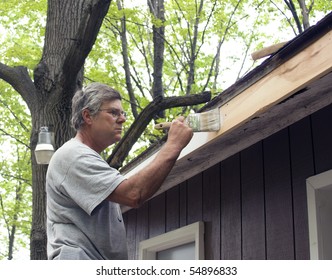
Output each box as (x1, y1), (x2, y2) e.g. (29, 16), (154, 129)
(166, 116), (193, 154)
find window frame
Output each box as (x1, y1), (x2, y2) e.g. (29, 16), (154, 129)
(138, 221), (204, 260)
(307, 169), (332, 259)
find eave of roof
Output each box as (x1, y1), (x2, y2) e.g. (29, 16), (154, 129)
(120, 12), (332, 211)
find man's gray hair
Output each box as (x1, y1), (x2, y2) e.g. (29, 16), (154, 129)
(71, 82), (122, 131)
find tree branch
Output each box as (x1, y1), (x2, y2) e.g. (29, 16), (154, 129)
(283, 0), (303, 33)
(107, 91), (211, 169)
(0, 62), (36, 109)
(0, 127), (30, 149)
(0, 98), (29, 132)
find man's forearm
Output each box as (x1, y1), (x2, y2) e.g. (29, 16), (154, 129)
(130, 143), (181, 205)
(108, 143), (181, 208)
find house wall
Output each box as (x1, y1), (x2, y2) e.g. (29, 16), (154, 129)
(123, 102), (332, 260)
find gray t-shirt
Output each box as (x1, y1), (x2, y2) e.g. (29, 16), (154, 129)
(46, 138), (128, 260)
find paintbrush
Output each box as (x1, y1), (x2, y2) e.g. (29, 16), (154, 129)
(154, 108), (221, 132)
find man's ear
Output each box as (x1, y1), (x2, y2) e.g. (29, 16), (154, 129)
(82, 109), (93, 125)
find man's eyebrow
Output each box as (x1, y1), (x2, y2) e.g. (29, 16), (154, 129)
(100, 107), (122, 111)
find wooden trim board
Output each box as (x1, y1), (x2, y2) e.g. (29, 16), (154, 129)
(218, 29), (332, 138)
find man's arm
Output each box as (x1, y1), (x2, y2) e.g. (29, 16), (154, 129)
(108, 117), (193, 208)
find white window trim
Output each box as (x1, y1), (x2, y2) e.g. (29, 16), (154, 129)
(139, 221), (204, 260)
(306, 169), (332, 259)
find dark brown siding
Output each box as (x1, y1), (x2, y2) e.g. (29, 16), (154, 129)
(220, 154), (242, 259)
(241, 142), (265, 259)
(264, 129), (294, 259)
(203, 164), (220, 260)
(289, 117), (314, 260)
(124, 103), (332, 260)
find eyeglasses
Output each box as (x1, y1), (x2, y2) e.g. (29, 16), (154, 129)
(98, 108), (127, 120)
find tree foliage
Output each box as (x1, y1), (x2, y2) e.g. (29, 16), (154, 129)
(0, 83), (32, 259)
(0, 0), (46, 259)
(0, 0), (331, 259)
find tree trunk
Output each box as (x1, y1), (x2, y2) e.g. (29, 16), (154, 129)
(149, 0), (166, 118)
(116, 0), (139, 118)
(297, 0), (310, 30)
(186, 0), (204, 95)
(28, 0), (111, 260)
(0, 0), (95, 256)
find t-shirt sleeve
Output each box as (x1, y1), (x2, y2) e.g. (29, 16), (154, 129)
(61, 151), (126, 216)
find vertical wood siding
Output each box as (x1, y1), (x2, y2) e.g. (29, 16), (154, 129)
(241, 143), (265, 259)
(123, 103), (332, 260)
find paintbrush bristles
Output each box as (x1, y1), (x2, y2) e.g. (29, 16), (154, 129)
(186, 108), (220, 132)
(154, 108), (221, 132)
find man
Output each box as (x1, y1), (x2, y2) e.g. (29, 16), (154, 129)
(46, 82), (193, 260)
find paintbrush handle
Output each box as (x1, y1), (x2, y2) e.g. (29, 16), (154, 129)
(154, 122), (172, 130)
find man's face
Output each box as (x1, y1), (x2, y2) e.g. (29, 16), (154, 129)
(90, 99), (126, 149)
